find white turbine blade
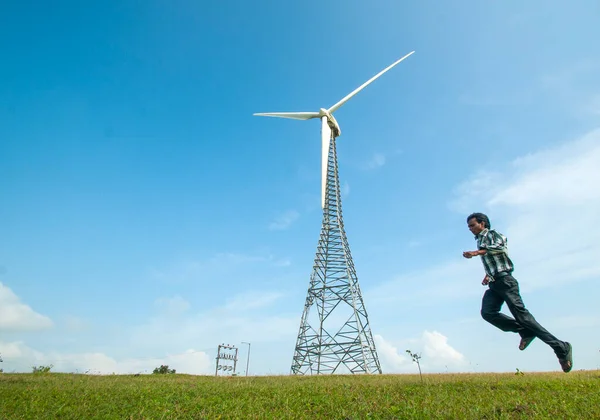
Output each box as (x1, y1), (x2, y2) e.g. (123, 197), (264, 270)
(253, 112), (320, 120)
(321, 117), (331, 209)
(327, 50), (415, 114)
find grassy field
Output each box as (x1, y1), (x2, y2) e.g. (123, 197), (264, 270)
(1, 370), (599, 419)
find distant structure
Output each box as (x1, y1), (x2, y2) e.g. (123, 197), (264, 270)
(254, 51), (415, 374)
(215, 344), (238, 376)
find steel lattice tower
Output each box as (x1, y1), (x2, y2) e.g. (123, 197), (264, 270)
(290, 131), (382, 375)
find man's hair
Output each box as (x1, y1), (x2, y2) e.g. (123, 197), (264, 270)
(467, 212), (491, 229)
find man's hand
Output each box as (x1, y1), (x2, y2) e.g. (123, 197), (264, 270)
(482, 275), (490, 286)
(462, 250), (480, 259)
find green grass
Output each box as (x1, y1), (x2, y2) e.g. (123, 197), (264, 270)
(1, 370), (599, 419)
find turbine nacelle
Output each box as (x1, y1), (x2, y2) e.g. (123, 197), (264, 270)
(319, 108), (341, 138)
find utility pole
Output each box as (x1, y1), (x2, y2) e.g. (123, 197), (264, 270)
(241, 341), (251, 376)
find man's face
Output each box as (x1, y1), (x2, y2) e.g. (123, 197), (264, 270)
(467, 218), (486, 235)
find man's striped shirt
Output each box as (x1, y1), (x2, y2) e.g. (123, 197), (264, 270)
(476, 228), (514, 278)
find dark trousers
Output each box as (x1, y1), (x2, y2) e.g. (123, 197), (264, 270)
(481, 273), (568, 359)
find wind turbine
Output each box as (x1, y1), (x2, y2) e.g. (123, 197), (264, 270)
(254, 51), (415, 375)
(254, 50), (415, 209)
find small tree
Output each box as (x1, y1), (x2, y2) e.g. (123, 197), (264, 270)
(406, 349), (423, 383)
(152, 365), (176, 374)
(32, 364), (53, 374)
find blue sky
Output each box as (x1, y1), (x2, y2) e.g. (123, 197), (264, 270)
(1, 0), (599, 375)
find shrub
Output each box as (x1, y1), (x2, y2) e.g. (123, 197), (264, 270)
(152, 365), (176, 374)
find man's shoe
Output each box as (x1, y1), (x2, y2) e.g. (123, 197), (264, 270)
(559, 342), (573, 373)
(519, 335), (535, 351)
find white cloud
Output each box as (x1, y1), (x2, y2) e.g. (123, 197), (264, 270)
(0, 282), (53, 332)
(450, 128), (600, 292)
(421, 331), (465, 364)
(268, 210), (300, 230)
(374, 335), (410, 371)
(448, 170), (502, 214)
(375, 331), (466, 374)
(487, 130), (600, 207)
(368, 128), (600, 328)
(0, 340), (212, 375)
(450, 129), (600, 212)
(364, 153), (386, 170)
